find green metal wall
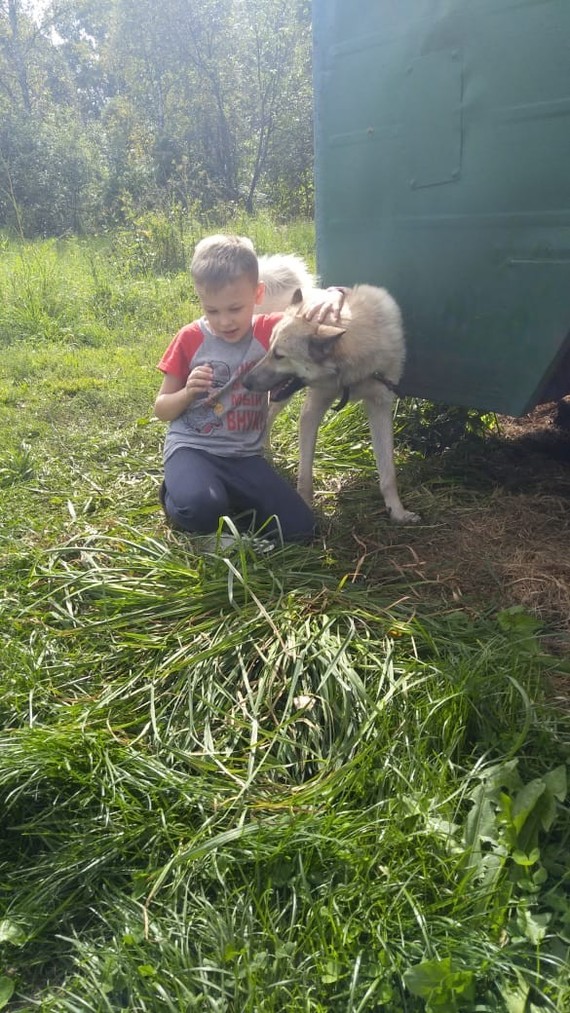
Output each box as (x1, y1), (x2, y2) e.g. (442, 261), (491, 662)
(313, 0), (570, 414)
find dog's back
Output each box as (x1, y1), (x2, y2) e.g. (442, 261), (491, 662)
(339, 284), (405, 386)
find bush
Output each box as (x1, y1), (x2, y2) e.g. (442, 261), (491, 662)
(111, 206), (188, 276)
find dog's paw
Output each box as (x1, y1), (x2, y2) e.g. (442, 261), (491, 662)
(389, 508), (421, 524)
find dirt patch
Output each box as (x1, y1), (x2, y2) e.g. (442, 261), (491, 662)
(494, 398), (570, 463)
(328, 400), (570, 705)
(332, 398), (570, 643)
(393, 492), (570, 629)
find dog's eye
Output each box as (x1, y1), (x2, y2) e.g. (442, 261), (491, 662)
(273, 350), (285, 360)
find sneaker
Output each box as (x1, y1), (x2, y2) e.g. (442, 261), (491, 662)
(198, 532), (276, 556)
(246, 535), (276, 555)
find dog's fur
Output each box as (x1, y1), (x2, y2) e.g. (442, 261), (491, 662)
(252, 256), (418, 523)
(257, 254), (316, 313)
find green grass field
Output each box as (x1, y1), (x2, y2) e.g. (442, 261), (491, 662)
(1, 221), (568, 1012)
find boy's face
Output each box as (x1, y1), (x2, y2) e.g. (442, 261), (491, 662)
(196, 276), (265, 343)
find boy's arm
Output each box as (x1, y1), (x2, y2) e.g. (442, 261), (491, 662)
(154, 366), (214, 422)
(155, 323), (212, 421)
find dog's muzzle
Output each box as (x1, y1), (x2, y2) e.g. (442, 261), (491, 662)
(268, 376), (307, 402)
(243, 370), (307, 401)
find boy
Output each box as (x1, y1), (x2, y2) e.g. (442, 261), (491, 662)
(154, 234), (342, 543)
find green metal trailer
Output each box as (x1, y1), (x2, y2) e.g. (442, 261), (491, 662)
(312, 0), (570, 415)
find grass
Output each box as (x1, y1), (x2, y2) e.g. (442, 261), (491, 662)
(0, 219), (569, 1012)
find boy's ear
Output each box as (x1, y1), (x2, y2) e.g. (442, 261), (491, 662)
(308, 326), (345, 363)
(255, 280), (266, 305)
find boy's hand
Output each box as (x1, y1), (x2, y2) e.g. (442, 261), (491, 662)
(302, 287), (345, 324)
(186, 364), (214, 399)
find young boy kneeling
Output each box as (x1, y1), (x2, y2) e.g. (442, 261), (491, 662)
(154, 234), (341, 544)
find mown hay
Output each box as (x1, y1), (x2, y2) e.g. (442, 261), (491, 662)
(326, 400), (570, 639)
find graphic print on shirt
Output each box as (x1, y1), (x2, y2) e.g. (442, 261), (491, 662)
(159, 314), (281, 460)
(182, 360), (231, 435)
(225, 361), (266, 433)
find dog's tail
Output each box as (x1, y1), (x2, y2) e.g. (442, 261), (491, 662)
(257, 253), (315, 313)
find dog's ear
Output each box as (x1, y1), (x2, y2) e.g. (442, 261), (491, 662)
(291, 288), (303, 306)
(308, 326), (345, 363)
(315, 324), (345, 340)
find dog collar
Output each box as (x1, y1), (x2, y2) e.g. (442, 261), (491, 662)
(331, 386), (350, 412)
(331, 372), (401, 413)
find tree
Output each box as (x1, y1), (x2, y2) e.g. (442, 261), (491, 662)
(234, 0), (313, 212)
(0, 0), (315, 234)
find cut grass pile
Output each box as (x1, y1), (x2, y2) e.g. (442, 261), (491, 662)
(4, 535), (569, 1012)
(1, 227), (569, 1011)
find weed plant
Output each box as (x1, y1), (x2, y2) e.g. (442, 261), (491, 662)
(0, 222), (568, 1012)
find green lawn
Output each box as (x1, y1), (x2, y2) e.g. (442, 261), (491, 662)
(0, 224), (568, 1012)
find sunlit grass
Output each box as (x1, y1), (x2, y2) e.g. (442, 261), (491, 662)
(0, 224), (568, 1011)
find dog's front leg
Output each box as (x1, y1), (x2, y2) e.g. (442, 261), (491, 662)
(364, 394), (420, 523)
(297, 389), (335, 505)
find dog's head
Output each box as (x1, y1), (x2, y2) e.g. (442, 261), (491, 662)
(244, 289), (346, 400)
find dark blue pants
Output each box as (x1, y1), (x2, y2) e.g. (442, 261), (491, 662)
(162, 448), (315, 542)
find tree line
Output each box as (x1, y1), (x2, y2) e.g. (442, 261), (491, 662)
(0, 0), (314, 237)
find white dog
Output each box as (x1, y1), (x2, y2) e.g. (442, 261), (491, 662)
(257, 254), (316, 313)
(253, 256), (418, 523)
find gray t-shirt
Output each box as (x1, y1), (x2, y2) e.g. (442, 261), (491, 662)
(157, 314), (280, 460)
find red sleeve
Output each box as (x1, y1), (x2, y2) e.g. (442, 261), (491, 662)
(252, 313), (283, 350)
(157, 322), (204, 380)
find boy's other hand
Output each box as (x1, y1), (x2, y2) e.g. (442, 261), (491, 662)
(302, 287), (345, 324)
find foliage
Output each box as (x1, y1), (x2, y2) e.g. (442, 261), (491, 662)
(397, 399), (497, 457)
(0, 110), (105, 236)
(111, 204), (188, 275)
(0, 0), (314, 236)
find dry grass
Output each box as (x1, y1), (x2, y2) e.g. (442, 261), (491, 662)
(318, 398), (570, 661)
(383, 491), (570, 628)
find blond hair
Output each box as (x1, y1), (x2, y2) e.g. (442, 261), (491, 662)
(190, 234), (259, 290)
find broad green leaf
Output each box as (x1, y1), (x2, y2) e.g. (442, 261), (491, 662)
(321, 959), (342, 984)
(404, 957), (453, 997)
(517, 908), (551, 945)
(500, 976), (530, 1013)
(404, 958), (475, 1006)
(137, 964), (157, 978)
(497, 606), (542, 647)
(469, 760), (522, 804)
(0, 977), (15, 1010)
(512, 848), (540, 867)
(512, 780), (545, 833)
(477, 851), (505, 894)
(448, 969), (475, 1000)
(543, 765), (567, 804)
(464, 796), (498, 858)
